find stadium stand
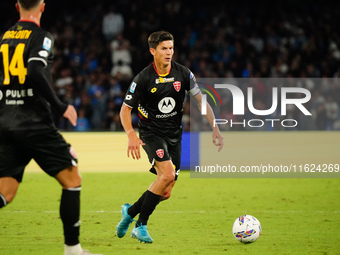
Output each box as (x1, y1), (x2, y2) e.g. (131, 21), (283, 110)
(1, 0), (339, 131)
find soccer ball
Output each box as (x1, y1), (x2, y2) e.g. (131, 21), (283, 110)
(232, 215), (261, 243)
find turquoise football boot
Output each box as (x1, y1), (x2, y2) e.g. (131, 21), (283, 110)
(131, 224), (153, 243)
(116, 203), (134, 238)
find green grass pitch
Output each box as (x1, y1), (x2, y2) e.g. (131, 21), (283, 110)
(1, 171), (340, 255)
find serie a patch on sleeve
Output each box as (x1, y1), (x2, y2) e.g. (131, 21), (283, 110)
(129, 82), (137, 93)
(42, 37), (51, 51)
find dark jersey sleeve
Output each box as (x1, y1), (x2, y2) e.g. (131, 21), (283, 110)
(27, 31), (67, 114)
(28, 31), (53, 67)
(27, 61), (68, 114)
(187, 69), (200, 96)
(123, 73), (144, 108)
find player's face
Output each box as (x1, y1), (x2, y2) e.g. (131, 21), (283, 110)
(151, 40), (174, 66)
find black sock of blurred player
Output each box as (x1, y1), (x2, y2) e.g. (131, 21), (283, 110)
(128, 191), (147, 218)
(136, 190), (161, 226)
(60, 188), (81, 245)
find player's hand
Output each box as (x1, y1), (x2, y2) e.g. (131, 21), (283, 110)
(63, 105), (77, 126)
(212, 128), (224, 152)
(127, 132), (145, 159)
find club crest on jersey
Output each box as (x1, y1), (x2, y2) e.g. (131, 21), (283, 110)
(173, 81), (181, 92)
(156, 149), (164, 158)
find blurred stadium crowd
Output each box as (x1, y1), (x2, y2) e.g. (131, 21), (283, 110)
(1, 0), (340, 131)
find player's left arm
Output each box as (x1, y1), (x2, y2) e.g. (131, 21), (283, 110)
(192, 92), (224, 152)
(27, 33), (77, 126)
(27, 61), (77, 126)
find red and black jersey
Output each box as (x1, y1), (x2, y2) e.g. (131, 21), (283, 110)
(0, 21), (55, 130)
(123, 61), (200, 138)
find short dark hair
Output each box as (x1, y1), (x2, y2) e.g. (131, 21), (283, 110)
(148, 31), (174, 49)
(18, 0), (43, 10)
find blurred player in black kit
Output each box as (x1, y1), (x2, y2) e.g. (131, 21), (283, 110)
(117, 31), (224, 243)
(0, 1), (101, 254)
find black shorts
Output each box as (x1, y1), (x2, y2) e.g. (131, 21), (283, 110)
(140, 132), (181, 180)
(0, 129), (77, 182)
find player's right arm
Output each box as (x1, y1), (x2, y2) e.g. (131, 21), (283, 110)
(120, 103), (145, 159)
(120, 76), (145, 159)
